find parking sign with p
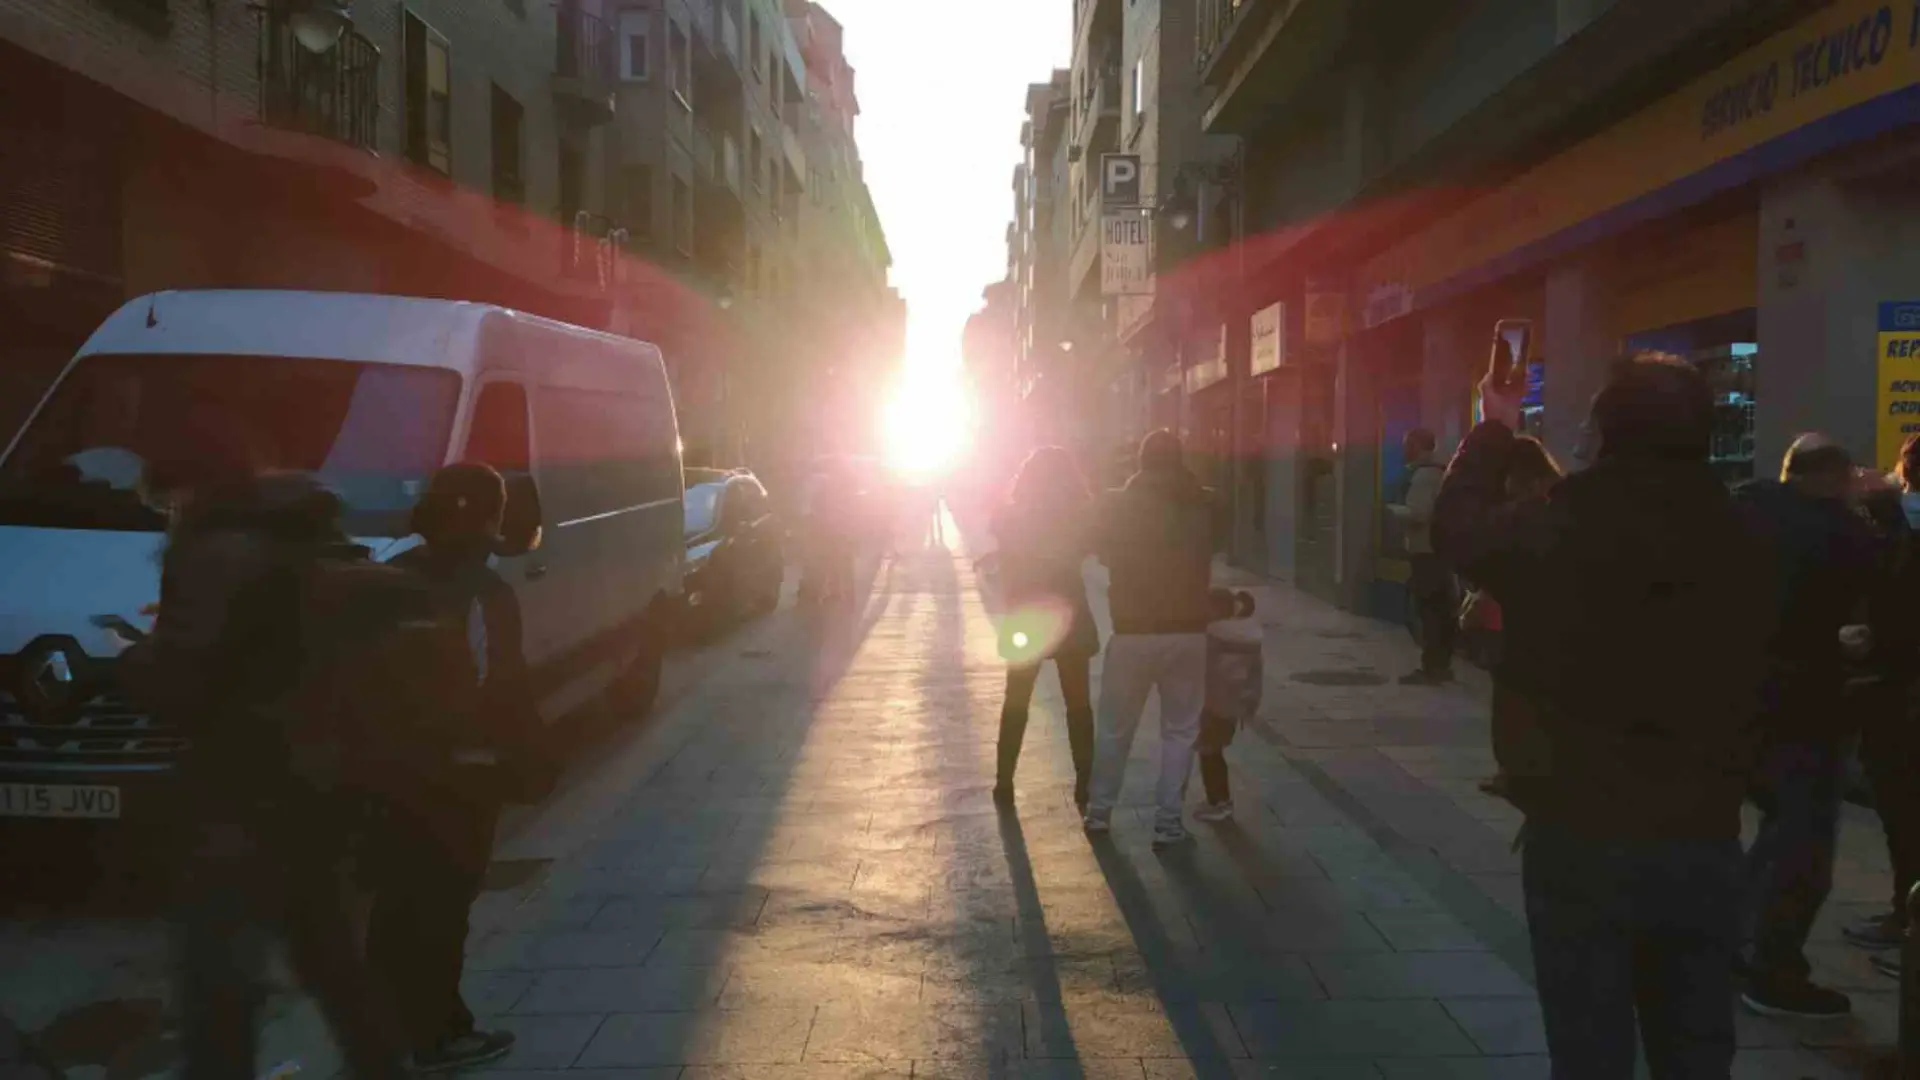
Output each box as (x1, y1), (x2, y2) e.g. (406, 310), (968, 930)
(1101, 154), (1141, 207)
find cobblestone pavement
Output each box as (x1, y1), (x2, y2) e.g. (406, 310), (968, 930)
(4, 512), (1905, 1078)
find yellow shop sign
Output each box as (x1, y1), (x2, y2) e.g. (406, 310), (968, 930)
(1360, 0), (1920, 310)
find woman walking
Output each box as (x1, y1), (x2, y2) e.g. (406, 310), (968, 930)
(990, 447), (1100, 808)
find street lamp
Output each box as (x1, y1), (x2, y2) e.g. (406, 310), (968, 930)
(282, 0), (353, 53)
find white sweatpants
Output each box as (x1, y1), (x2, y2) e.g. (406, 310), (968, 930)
(1087, 633), (1207, 830)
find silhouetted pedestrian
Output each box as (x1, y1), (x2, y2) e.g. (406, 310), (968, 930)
(365, 464), (543, 1072)
(1434, 353), (1775, 1077)
(1735, 434), (1879, 1018)
(1085, 429), (1214, 849)
(1390, 428), (1454, 685)
(989, 447), (1099, 809)
(132, 456), (410, 1080)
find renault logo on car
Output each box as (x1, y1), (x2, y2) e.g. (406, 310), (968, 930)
(17, 642), (79, 718)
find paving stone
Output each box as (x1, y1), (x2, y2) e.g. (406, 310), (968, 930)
(575, 1009), (814, 1067)
(1023, 999), (1246, 1059)
(1228, 1000), (1480, 1058)
(512, 965), (730, 1013)
(467, 930), (666, 971)
(679, 1066), (913, 1080)
(1363, 911), (1489, 952)
(590, 892), (770, 931)
(1143, 1062), (1384, 1079)
(805, 1002), (1024, 1063)
(1440, 998), (1547, 1055)
(459, 971), (535, 1015)
(1306, 952), (1532, 999)
(1374, 1057), (1550, 1079)
(1112, 951), (1325, 1003)
(477, 1013), (607, 1069)
(718, 962), (921, 1006)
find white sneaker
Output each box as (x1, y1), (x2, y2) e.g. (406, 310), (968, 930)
(1193, 801), (1234, 823)
(1082, 812), (1111, 834)
(1152, 823), (1192, 849)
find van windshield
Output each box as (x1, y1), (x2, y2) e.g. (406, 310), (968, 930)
(0, 354), (460, 536)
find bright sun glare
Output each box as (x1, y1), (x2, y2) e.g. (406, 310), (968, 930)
(882, 367), (974, 481)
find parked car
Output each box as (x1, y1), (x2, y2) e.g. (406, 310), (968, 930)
(0, 290), (684, 847)
(682, 470), (785, 628)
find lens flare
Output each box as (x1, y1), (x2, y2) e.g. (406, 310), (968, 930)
(882, 367), (973, 481)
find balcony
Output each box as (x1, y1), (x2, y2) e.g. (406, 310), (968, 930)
(554, 1), (616, 126)
(1080, 66), (1120, 151)
(1196, 0), (1254, 79)
(255, 12), (380, 153)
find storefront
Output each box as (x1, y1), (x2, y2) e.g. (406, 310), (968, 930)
(1308, 0), (1920, 617)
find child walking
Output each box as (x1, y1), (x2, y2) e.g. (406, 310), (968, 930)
(1194, 588), (1263, 822)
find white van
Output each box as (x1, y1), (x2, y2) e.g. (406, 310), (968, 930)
(0, 290), (683, 830)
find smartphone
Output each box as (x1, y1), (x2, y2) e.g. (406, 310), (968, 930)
(1488, 319), (1533, 394)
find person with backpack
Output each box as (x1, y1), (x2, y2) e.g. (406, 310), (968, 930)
(1433, 354), (1776, 1076)
(364, 463), (548, 1073)
(128, 452), (412, 1080)
(1389, 428), (1455, 685)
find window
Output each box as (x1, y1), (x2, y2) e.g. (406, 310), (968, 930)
(618, 12), (649, 81)
(534, 387), (678, 522)
(669, 22), (690, 102)
(491, 85), (525, 204)
(466, 382), (531, 473)
(748, 129), (764, 191)
(405, 12), (452, 175)
(671, 176), (692, 255)
(0, 355), (459, 536)
(624, 165), (654, 239)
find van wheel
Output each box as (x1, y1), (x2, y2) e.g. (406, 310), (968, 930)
(611, 621), (664, 718)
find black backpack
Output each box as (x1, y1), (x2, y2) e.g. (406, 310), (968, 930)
(287, 554), (483, 800)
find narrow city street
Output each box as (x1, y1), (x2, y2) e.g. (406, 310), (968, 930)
(1, 516), (1906, 1078)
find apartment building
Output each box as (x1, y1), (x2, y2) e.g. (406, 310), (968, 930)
(0, 0), (897, 467)
(0, 0), (639, 437)
(1195, 0), (1920, 616)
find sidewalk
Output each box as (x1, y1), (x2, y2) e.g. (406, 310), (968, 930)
(338, 530), (1885, 1079)
(1218, 557), (1901, 1077)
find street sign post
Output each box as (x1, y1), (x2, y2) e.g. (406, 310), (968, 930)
(1100, 153), (1142, 207)
(1101, 211), (1152, 296)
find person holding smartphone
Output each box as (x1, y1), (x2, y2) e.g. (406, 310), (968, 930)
(1433, 352), (1775, 1076)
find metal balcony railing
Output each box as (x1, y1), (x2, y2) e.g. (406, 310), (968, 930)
(256, 12), (380, 152)
(1197, 0), (1253, 74)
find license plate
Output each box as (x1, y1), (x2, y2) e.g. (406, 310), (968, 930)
(0, 782), (121, 819)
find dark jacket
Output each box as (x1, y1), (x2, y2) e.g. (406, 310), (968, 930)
(992, 503), (1099, 660)
(1434, 421), (1775, 842)
(390, 543), (547, 804)
(131, 476), (360, 814)
(1097, 467), (1214, 635)
(1864, 490), (1920, 683)
(1732, 479), (1878, 739)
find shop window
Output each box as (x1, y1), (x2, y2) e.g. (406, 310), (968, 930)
(1626, 309), (1757, 484)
